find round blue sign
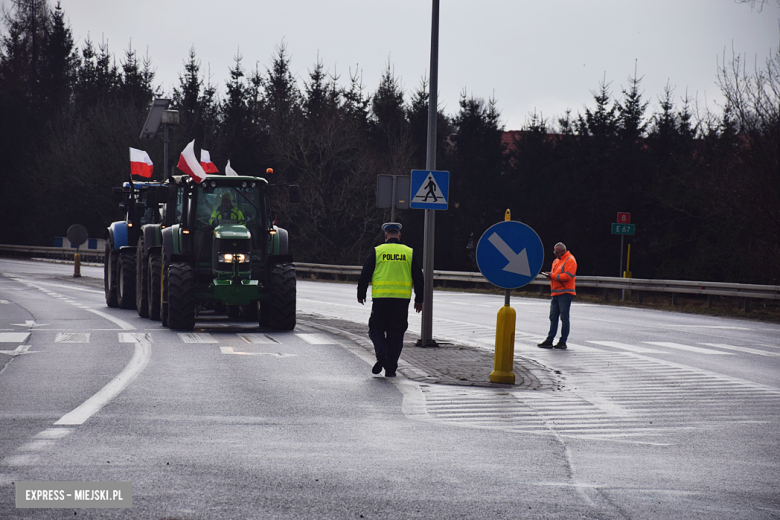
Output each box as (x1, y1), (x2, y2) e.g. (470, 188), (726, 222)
(476, 221), (545, 289)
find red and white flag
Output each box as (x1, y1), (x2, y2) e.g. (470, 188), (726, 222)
(129, 148), (153, 178)
(200, 149), (219, 174)
(176, 140), (208, 183)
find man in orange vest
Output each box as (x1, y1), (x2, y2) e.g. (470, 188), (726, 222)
(538, 242), (577, 349)
(357, 222), (424, 377)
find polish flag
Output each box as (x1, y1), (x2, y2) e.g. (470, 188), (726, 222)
(225, 160), (238, 176)
(129, 148), (153, 178)
(200, 149), (219, 174)
(176, 140), (208, 183)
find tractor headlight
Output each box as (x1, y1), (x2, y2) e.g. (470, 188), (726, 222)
(218, 252), (249, 263)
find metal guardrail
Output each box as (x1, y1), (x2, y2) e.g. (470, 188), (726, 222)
(0, 244), (104, 263)
(1, 245), (778, 300)
(294, 262), (780, 301)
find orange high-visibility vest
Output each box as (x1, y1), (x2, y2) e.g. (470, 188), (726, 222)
(550, 251), (577, 296)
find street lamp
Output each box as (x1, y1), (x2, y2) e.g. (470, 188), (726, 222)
(140, 98), (179, 181)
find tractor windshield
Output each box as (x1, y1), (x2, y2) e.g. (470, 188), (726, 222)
(194, 183), (266, 233)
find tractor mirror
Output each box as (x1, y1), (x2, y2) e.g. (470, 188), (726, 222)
(288, 185), (301, 203)
(111, 187), (124, 202)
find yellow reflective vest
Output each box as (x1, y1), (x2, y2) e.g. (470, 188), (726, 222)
(371, 243), (414, 299)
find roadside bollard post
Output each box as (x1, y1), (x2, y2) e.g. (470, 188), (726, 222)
(490, 299), (516, 384)
(73, 252), (82, 278)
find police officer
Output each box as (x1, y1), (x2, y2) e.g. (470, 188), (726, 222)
(357, 222), (424, 377)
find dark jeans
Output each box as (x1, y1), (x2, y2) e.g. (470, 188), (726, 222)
(368, 298), (410, 374)
(546, 293), (574, 343)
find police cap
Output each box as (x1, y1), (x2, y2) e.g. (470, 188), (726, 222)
(382, 222), (402, 233)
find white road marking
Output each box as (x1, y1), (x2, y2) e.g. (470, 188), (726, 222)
(178, 332), (217, 343)
(219, 346), (295, 357)
(0, 345), (33, 356)
(700, 343), (780, 357)
(0, 332), (30, 343)
(34, 428), (73, 439)
(586, 341), (664, 354)
(119, 333), (152, 343)
(238, 333), (279, 344)
(296, 333), (339, 345)
(86, 309), (135, 330)
(54, 341), (151, 426)
(644, 342), (736, 355)
(55, 333), (90, 343)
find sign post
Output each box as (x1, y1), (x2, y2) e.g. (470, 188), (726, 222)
(612, 213), (635, 301)
(67, 224), (88, 278)
(476, 212), (544, 384)
(418, 0), (441, 348)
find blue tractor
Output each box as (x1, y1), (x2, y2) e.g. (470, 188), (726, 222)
(104, 182), (167, 309)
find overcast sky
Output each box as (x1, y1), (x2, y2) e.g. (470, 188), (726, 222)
(50, 0), (780, 130)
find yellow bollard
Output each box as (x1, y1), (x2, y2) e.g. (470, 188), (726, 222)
(490, 303), (516, 384)
(73, 253), (81, 278)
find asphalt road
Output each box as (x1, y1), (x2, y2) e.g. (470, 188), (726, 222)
(1, 258), (778, 519)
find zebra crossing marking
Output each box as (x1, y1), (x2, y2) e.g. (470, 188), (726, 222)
(700, 343), (780, 357)
(586, 341), (663, 354)
(644, 341), (735, 355)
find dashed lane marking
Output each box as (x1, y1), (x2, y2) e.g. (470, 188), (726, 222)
(219, 346), (296, 357)
(296, 333), (339, 345)
(55, 333), (90, 343)
(0, 332), (30, 343)
(119, 332), (152, 343)
(238, 333), (279, 344)
(178, 332), (218, 343)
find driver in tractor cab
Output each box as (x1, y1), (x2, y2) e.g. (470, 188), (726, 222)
(210, 194), (245, 225)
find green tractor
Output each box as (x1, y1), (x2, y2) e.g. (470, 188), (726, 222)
(141, 173), (299, 330)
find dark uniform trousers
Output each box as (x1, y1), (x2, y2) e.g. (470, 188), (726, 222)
(368, 297), (410, 374)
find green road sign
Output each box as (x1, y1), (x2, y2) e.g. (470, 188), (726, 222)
(611, 223), (635, 235)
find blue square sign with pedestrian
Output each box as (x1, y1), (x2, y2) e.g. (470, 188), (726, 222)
(410, 170), (449, 210)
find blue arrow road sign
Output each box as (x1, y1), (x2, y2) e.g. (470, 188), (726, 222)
(410, 170), (449, 210)
(476, 221), (545, 289)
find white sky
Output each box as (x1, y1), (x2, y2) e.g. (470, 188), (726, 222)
(48, 0), (780, 130)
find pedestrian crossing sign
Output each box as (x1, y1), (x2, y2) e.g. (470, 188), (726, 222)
(410, 170), (449, 210)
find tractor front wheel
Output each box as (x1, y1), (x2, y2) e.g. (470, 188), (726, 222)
(118, 252), (136, 309)
(104, 242), (118, 308)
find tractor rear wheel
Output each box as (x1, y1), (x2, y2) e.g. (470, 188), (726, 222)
(160, 254), (170, 326)
(148, 254), (161, 321)
(263, 263), (296, 330)
(167, 262), (196, 331)
(104, 242), (118, 308)
(136, 237), (149, 317)
(118, 252), (136, 309)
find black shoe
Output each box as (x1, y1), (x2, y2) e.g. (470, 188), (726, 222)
(554, 341), (567, 349)
(537, 340), (554, 348)
(385, 371), (396, 377)
(372, 361), (383, 374)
